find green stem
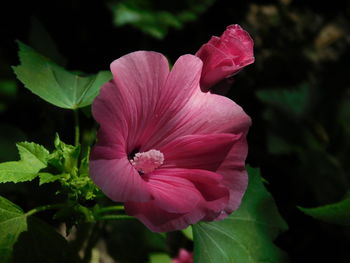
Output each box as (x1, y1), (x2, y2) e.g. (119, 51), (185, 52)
(96, 215), (134, 221)
(25, 203), (65, 217)
(74, 109), (80, 146)
(95, 205), (125, 214)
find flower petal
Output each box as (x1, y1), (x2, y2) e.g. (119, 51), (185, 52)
(195, 24), (254, 91)
(160, 133), (240, 171)
(215, 132), (249, 218)
(125, 168), (229, 232)
(89, 158), (151, 202)
(222, 25), (254, 58)
(182, 92), (251, 134)
(144, 90), (251, 150)
(125, 201), (205, 232)
(153, 168), (229, 212)
(93, 51), (170, 155)
(140, 54), (203, 151)
(144, 173), (201, 213)
(91, 82), (128, 159)
(196, 41), (236, 90)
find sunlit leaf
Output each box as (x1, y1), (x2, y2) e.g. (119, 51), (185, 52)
(149, 253), (171, 263)
(49, 133), (80, 173)
(182, 225), (193, 240)
(192, 167), (288, 263)
(13, 41), (112, 109)
(38, 172), (65, 185)
(0, 142), (49, 183)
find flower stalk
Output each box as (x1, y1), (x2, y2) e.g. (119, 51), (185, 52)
(74, 109), (80, 146)
(25, 203), (66, 217)
(94, 205), (125, 215)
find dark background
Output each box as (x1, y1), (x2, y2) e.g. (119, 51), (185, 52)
(1, 0), (350, 262)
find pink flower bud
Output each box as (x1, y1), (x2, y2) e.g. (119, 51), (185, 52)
(196, 24), (255, 91)
(172, 249), (193, 263)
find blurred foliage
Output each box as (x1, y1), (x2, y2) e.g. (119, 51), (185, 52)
(108, 0), (216, 39)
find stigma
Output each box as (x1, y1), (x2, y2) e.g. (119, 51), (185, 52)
(130, 149), (164, 174)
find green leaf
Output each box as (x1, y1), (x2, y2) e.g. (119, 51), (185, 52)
(49, 134), (80, 173)
(0, 196), (27, 263)
(111, 3), (182, 39)
(0, 197), (69, 263)
(38, 172), (65, 185)
(0, 142), (49, 183)
(149, 253), (171, 263)
(109, 0), (215, 39)
(13, 217), (68, 263)
(299, 195), (350, 226)
(13, 41), (112, 109)
(192, 167), (288, 263)
(17, 142), (49, 167)
(256, 83), (309, 117)
(267, 133), (296, 155)
(182, 225), (193, 241)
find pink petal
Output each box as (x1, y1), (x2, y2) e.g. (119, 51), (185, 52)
(196, 43), (235, 91)
(89, 158), (151, 202)
(93, 51), (170, 155)
(160, 133), (240, 171)
(91, 81), (129, 158)
(172, 249), (193, 263)
(223, 24), (254, 54)
(154, 168), (229, 213)
(140, 54), (203, 150)
(125, 200), (205, 232)
(158, 93), (250, 150)
(195, 24), (254, 91)
(142, 89), (251, 150)
(125, 168), (229, 232)
(182, 92), (251, 134)
(144, 173), (201, 213)
(214, 132), (249, 218)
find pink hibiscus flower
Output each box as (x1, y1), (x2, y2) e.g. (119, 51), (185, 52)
(196, 24), (255, 91)
(90, 51), (251, 232)
(172, 249), (193, 263)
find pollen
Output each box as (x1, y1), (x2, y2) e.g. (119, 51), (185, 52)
(130, 149), (164, 174)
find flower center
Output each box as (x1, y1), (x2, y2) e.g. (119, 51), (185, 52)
(130, 149), (164, 174)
